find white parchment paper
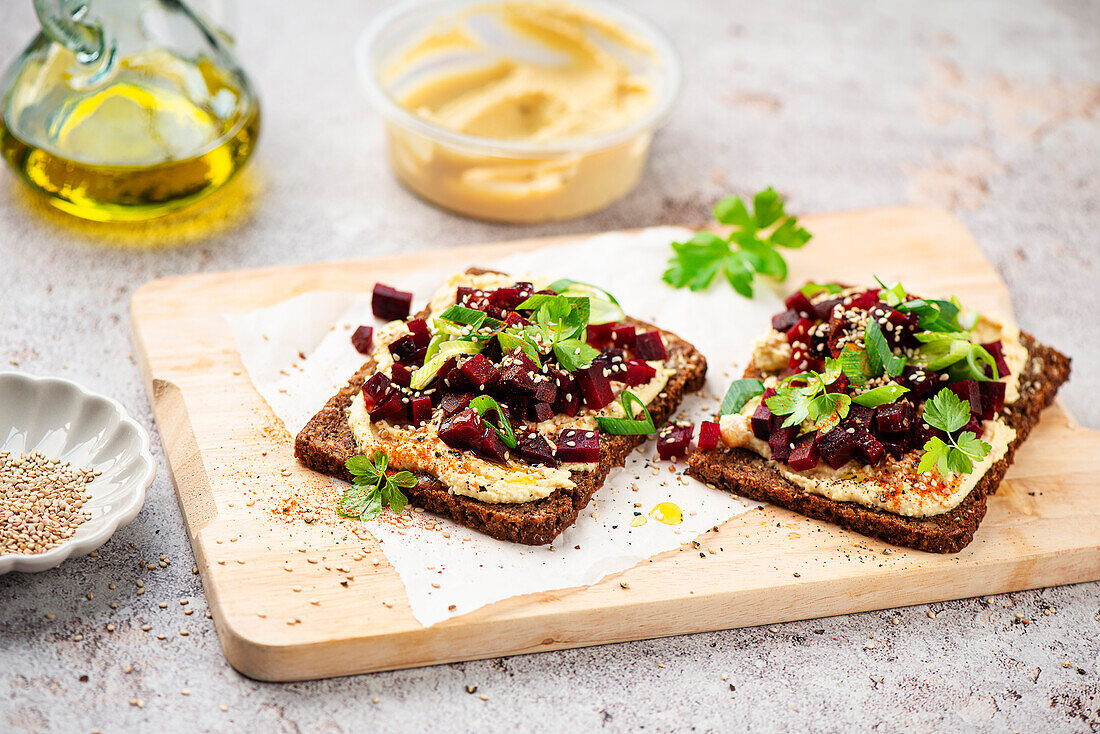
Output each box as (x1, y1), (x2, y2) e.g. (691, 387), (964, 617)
(227, 227), (784, 626)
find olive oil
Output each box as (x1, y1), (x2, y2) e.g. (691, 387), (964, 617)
(1, 50), (259, 222)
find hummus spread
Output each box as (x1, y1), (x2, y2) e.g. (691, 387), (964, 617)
(383, 2), (662, 222)
(723, 311), (1026, 517)
(346, 272), (675, 504)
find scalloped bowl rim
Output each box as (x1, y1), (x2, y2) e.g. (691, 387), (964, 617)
(0, 372), (155, 574)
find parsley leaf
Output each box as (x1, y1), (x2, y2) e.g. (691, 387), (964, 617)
(864, 317), (905, 378)
(917, 389), (992, 478)
(851, 384), (909, 407)
(765, 367), (850, 432)
(340, 450), (414, 521)
(663, 187), (811, 297)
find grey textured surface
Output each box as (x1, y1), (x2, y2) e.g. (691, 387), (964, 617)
(2, 1), (1099, 731)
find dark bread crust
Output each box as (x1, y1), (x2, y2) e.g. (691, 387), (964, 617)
(686, 333), (1070, 553)
(294, 269), (708, 545)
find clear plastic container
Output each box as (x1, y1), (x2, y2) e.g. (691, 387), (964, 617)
(356, 0), (680, 223)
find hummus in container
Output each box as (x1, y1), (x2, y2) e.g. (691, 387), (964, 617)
(357, 1), (680, 222)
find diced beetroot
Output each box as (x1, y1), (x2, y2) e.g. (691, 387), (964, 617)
(575, 364), (614, 410)
(978, 380), (1005, 418)
(361, 373), (393, 410)
(880, 439), (907, 459)
(351, 325), (374, 354)
(789, 342), (824, 373)
(458, 353), (498, 390)
(633, 331), (668, 361)
(657, 423), (694, 460)
(407, 318), (431, 348)
(438, 408), (484, 449)
(502, 311), (530, 329)
(751, 401), (773, 440)
(475, 425), (509, 464)
(390, 362), (412, 387)
(901, 365), (938, 399)
(982, 341), (1010, 380)
(622, 359), (657, 386)
(488, 287), (525, 311)
(586, 322), (614, 346)
(369, 391), (406, 422)
(817, 426), (856, 470)
(611, 324), (636, 348)
(438, 392), (472, 416)
(527, 401), (554, 423)
(593, 348), (629, 381)
(785, 317), (814, 344)
(768, 426), (796, 462)
(388, 334), (420, 364)
(813, 297), (842, 322)
(846, 404), (874, 430)
(960, 415), (982, 436)
(875, 401), (912, 435)
(698, 421), (720, 450)
(409, 395), (433, 425)
(787, 433), (819, 471)
(515, 433), (557, 467)
(498, 393), (528, 421)
(784, 290), (816, 317)
(847, 289), (881, 310)
(949, 380), (983, 417)
(554, 391), (581, 417)
(372, 283), (413, 321)
(771, 309), (802, 333)
(851, 426), (885, 465)
(824, 373), (849, 394)
(557, 429), (600, 463)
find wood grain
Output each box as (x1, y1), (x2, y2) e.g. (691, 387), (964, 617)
(130, 206), (1099, 682)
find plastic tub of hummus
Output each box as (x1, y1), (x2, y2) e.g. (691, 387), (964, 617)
(357, 0), (681, 223)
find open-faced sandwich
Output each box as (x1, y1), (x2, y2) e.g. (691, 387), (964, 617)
(687, 281), (1070, 553)
(295, 269), (707, 545)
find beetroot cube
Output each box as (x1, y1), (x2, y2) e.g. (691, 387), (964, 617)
(611, 324), (636, 348)
(407, 318), (431, 348)
(846, 404), (874, 430)
(388, 334), (420, 364)
(813, 297), (843, 322)
(817, 426), (856, 470)
(369, 391), (406, 422)
(787, 433), (819, 471)
(751, 401), (773, 440)
(361, 373), (393, 410)
(372, 283), (413, 321)
(784, 290), (816, 317)
(458, 353), (498, 389)
(438, 408), (484, 449)
(575, 364), (615, 410)
(875, 401), (912, 435)
(527, 401), (554, 423)
(657, 423), (694, 460)
(553, 384), (582, 417)
(351, 325), (374, 354)
(390, 362), (412, 387)
(698, 421), (721, 450)
(848, 289), (882, 310)
(409, 395), (433, 425)
(586, 322), (614, 346)
(633, 331), (668, 361)
(901, 366), (938, 399)
(977, 380), (1005, 418)
(982, 341), (1010, 379)
(851, 426), (885, 465)
(824, 373), (849, 394)
(502, 311), (530, 329)
(771, 309), (802, 333)
(785, 317), (814, 344)
(622, 359), (656, 386)
(960, 415), (982, 436)
(949, 380), (983, 417)
(475, 425), (509, 464)
(488, 287), (525, 311)
(768, 426), (796, 462)
(880, 439), (907, 459)
(438, 392), (472, 416)
(515, 433), (557, 467)
(557, 429), (600, 463)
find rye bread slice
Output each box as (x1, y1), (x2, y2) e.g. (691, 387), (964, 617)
(686, 333), (1070, 553)
(295, 270), (708, 545)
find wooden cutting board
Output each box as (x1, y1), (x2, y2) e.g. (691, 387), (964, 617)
(131, 207), (1100, 682)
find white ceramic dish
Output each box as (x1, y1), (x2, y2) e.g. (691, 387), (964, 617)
(0, 372), (155, 574)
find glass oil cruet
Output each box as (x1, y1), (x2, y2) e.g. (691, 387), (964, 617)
(0, 0), (260, 221)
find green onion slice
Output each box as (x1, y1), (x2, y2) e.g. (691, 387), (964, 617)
(468, 395), (517, 449)
(410, 341), (480, 390)
(595, 391), (656, 435)
(718, 378), (765, 416)
(549, 281), (625, 325)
